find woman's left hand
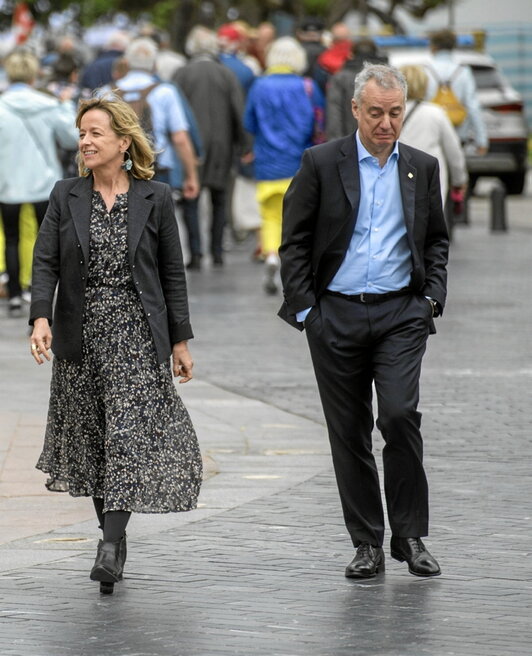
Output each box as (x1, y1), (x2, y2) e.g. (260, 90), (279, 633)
(172, 341), (194, 383)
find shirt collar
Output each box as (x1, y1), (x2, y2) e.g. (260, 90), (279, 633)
(355, 131), (399, 165)
(118, 70), (156, 89)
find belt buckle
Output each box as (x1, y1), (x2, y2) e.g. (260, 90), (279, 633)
(359, 293), (366, 303)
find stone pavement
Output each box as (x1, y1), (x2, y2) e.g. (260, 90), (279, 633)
(0, 181), (531, 655)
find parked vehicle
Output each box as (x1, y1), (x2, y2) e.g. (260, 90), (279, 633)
(386, 46), (528, 195)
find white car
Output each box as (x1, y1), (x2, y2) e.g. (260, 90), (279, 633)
(387, 48), (528, 194)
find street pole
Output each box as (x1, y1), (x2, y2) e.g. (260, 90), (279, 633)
(448, 0), (455, 28)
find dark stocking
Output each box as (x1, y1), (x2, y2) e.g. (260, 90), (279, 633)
(103, 510), (131, 542)
(92, 497), (105, 530)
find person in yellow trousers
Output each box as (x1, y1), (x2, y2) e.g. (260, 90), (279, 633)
(244, 37), (324, 294)
(0, 205), (38, 299)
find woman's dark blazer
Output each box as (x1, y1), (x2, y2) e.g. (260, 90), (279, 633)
(29, 175), (193, 364)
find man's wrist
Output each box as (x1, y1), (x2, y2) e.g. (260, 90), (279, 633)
(425, 296), (439, 317)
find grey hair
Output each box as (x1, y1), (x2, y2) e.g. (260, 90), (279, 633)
(185, 26), (219, 58)
(353, 63), (408, 104)
(125, 37), (158, 72)
(104, 30), (131, 53)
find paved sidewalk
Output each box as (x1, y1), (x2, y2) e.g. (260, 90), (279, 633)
(0, 186), (531, 655)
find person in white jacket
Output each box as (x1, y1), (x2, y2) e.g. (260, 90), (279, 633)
(0, 49), (78, 315)
(399, 64), (468, 205)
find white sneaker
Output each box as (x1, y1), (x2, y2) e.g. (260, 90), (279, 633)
(8, 296), (23, 317)
(263, 254), (279, 295)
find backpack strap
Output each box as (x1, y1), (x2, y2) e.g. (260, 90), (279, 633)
(138, 82), (159, 100)
(426, 63), (463, 86)
(114, 82), (159, 102)
(402, 100), (421, 127)
(448, 65), (464, 83)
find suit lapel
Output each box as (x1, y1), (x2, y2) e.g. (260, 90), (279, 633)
(398, 144), (416, 238)
(337, 135), (360, 210)
(127, 178), (154, 267)
(321, 135), (360, 253)
(68, 177), (92, 262)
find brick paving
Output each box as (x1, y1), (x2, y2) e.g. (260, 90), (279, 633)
(0, 186), (531, 655)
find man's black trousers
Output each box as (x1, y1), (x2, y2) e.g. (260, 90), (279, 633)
(305, 292), (433, 548)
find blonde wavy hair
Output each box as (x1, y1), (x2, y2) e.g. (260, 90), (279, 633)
(75, 94), (155, 180)
(399, 65), (428, 101)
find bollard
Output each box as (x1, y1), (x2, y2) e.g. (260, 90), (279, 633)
(490, 181), (507, 232)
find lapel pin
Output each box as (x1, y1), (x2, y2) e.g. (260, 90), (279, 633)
(408, 172), (414, 179)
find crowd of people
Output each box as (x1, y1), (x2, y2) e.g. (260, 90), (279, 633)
(0, 18), (486, 312)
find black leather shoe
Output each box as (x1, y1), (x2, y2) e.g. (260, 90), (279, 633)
(345, 543), (385, 578)
(390, 537), (441, 577)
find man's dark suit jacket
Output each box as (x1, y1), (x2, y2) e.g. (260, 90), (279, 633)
(278, 134), (449, 330)
(30, 176), (193, 363)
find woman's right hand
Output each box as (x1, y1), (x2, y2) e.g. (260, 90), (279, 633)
(30, 318), (53, 365)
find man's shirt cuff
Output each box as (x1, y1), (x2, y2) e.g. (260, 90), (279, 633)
(296, 307), (312, 323)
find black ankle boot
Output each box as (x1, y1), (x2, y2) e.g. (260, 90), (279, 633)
(90, 537), (126, 593)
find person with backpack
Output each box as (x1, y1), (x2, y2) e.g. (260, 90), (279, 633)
(115, 38), (199, 201)
(424, 29), (487, 156)
(399, 64), (468, 205)
(173, 26), (251, 268)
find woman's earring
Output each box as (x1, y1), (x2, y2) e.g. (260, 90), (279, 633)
(121, 151), (133, 171)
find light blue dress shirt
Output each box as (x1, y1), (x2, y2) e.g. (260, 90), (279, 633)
(296, 132), (412, 323)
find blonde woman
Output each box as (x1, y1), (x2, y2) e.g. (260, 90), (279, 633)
(29, 96), (202, 594)
(399, 64), (468, 203)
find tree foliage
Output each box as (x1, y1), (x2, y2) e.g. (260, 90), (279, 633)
(3, 0), (451, 35)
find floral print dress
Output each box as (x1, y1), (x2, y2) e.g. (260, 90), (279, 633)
(36, 191), (202, 513)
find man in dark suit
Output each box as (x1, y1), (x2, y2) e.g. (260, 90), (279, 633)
(279, 64), (448, 578)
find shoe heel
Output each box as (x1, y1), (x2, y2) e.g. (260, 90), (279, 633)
(376, 560), (385, 573)
(100, 581), (114, 595)
(391, 550), (405, 563)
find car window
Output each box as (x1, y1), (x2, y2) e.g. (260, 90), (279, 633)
(470, 65), (505, 90)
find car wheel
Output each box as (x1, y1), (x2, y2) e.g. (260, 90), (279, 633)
(500, 171), (526, 195)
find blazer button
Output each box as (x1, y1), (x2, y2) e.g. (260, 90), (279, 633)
(139, 290), (143, 294)
(80, 261), (84, 265)
(147, 312), (151, 317)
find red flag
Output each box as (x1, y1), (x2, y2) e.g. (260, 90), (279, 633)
(13, 3), (35, 45)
